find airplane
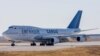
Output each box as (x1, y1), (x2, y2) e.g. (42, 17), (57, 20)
(2, 10), (100, 46)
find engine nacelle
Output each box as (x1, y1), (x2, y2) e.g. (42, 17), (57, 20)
(76, 35), (87, 42)
(40, 37), (60, 44)
(53, 37), (60, 43)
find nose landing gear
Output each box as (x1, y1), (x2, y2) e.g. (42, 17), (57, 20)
(11, 41), (15, 46)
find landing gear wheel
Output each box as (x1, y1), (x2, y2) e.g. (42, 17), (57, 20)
(30, 42), (36, 46)
(11, 41), (15, 46)
(11, 43), (15, 46)
(40, 42), (45, 46)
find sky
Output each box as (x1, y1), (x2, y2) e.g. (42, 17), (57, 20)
(0, 0), (100, 35)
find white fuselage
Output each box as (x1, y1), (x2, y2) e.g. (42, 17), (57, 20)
(2, 10), (83, 43)
(3, 26), (78, 42)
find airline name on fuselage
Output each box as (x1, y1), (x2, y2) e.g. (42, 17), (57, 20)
(22, 29), (58, 34)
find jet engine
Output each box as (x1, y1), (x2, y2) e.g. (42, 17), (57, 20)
(75, 35), (87, 42)
(49, 37), (60, 44)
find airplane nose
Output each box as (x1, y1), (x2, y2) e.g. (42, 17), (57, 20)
(2, 32), (6, 36)
(2, 31), (8, 36)
(2, 31), (11, 40)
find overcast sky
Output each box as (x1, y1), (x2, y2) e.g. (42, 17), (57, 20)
(0, 0), (100, 35)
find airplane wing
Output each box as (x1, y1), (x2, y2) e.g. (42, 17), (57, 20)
(40, 33), (100, 38)
(79, 28), (99, 32)
(39, 33), (100, 42)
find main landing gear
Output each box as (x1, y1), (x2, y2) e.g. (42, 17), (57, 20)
(30, 42), (36, 46)
(40, 38), (54, 46)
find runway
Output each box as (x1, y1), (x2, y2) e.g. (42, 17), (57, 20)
(0, 41), (100, 51)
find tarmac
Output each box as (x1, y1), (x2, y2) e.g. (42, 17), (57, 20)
(0, 41), (100, 51)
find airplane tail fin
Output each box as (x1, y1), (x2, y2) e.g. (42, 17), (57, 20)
(67, 10), (82, 29)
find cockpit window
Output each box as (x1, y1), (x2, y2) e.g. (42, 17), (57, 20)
(9, 27), (13, 28)
(9, 26), (16, 29)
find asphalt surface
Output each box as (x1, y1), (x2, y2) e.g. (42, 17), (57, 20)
(0, 41), (100, 51)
